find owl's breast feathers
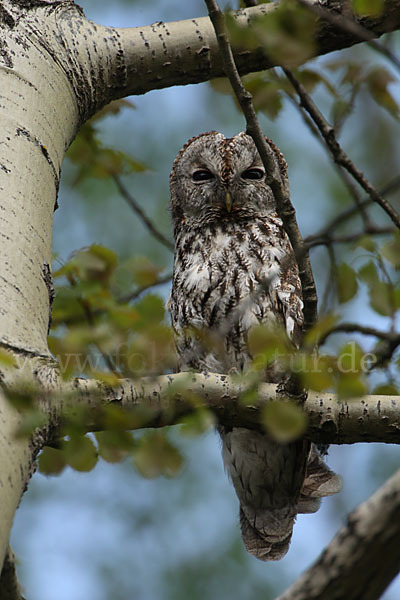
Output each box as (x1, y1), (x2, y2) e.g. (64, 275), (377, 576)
(168, 215), (303, 372)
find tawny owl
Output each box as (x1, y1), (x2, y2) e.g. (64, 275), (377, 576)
(168, 131), (341, 561)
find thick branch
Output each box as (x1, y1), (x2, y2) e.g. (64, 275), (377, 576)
(110, 0), (400, 100)
(276, 468), (400, 600)
(22, 0), (400, 121)
(39, 373), (400, 447)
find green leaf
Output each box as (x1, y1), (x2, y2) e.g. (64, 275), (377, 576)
(125, 324), (175, 376)
(352, 0), (385, 18)
(304, 313), (338, 348)
(134, 294), (165, 329)
(0, 348), (16, 367)
(337, 341), (365, 374)
(366, 67), (399, 119)
(372, 383), (399, 395)
(337, 263), (358, 303)
(358, 260), (379, 286)
(6, 385), (38, 411)
(129, 256), (163, 288)
(296, 68), (335, 94)
(353, 235), (377, 252)
(336, 373), (368, 400)
(95, 430), (135, 463)
(243, 76), (283, 119)
(381, 234), (400, 268)
(179, 408), (216, 436)
(262, 400), (307, 443)
(293, 352), (336, 392)
(209, 77), (234, 95)
(63, 436), (98, 472)
(369, 281), (396, 316)
(38, 446), (67, 476)
(132, 431), (184, 478)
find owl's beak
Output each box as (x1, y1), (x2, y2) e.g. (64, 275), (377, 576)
(225, 191), (233, 213)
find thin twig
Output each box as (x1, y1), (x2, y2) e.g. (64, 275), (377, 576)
(319, 322), (400, 371)
(204, 0), (318, 334)
(319, 322), (399, 346)
(306, 175), (400, 246)
(372, 337), (400, 370)
(119, 271), (173, 303)
(283, 68), (400, 229)
(306, 226), (395, 249)
(112, 174), (174, 251)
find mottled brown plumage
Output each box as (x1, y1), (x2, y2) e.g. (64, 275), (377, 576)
(168, 132), (341, 560)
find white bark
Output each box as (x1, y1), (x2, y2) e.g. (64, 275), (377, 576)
(276, 468), (400, 600)
(48, 373), (400, 445)
(0, 388), (34, 572)
(0, 2), (79, 355)
(0, 0), (76, 569)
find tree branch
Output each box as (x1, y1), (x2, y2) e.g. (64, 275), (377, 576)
(34, 0), (400, 120)
(204, 0), (318, 334)
(319, 322), (400, 345)
(283, 68), (400, 229)
(305, 226), (395, 249)
(112, 0), (400, 98)
(118, 272), (173, 304)
(37, 373), (400, 447)
(112, 175), (173, 251)
(304, 175), (400, 247)
(275, 468), (400, 600)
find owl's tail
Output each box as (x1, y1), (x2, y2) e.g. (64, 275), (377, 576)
(239, 504), (297, 561)
(219, 427), (342, 561)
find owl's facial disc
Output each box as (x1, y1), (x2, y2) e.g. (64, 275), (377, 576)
(170, 131), (280, 227)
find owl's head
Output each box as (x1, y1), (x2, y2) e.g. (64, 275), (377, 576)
(170, 131), (287, 229)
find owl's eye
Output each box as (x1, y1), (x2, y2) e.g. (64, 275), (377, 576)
(192, 169), (215, 182)
(241, 168), (264, 180)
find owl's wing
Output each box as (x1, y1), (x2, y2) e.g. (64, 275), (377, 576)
(298, 445), (343, 514)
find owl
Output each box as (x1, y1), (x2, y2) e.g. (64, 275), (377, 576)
(168, 131), (341, 561)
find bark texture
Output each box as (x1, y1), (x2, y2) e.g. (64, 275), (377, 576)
(276, 468), (400, 600)
(42, 373), (400, 446)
